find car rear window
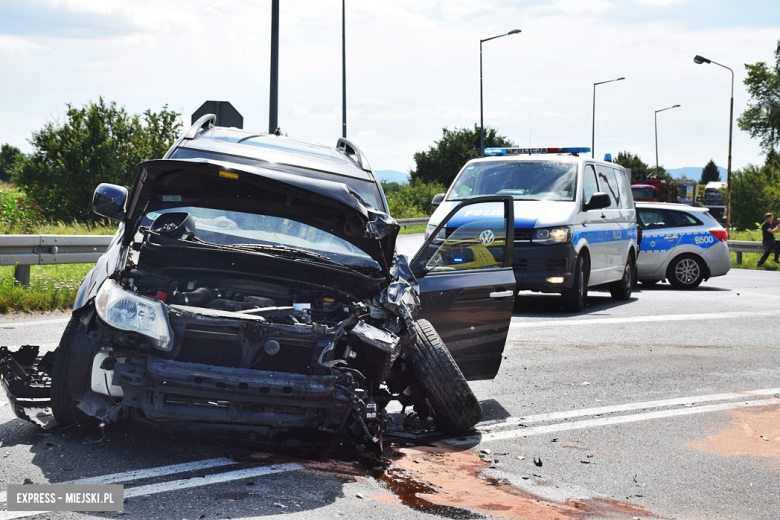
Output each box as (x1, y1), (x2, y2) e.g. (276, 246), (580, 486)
(668, 210), (702, 227)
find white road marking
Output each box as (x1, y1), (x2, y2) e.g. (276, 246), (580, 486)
(0, 318), (70, 329)
(123, 463), (303, 498)
(510, 311), (771, 328)
(0, 462), (302, 519)
(0, 344), (58, 353)
(449, 397), (780, 445)
(477, 388), (780, 430)
(0, 458), (241, 504)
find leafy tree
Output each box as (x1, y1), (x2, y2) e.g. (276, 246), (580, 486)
(737, 40), (780, 154)
(613, 151), (672, 182)
(12, 98), (182, 222)
(410, 125), (514, 186)
(730, 162), (780, 230)
(699, 159), (722, 184)
(385, 180), (446, 219)
(0, 144), (22, 183)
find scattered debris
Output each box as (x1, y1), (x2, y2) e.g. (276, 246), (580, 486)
(356, 493), (364, 499)
(761, 436), (769, 441)
(582, 382), (590, 386)
(533, 456), (543, 467)
(479, 449), (491, 455)
(273, 503), (287, 509)
(517, 456), (525, 460)
(551, 438), (558, 443)
(580, 460), (590, 464)
(23, 478), (33, 485)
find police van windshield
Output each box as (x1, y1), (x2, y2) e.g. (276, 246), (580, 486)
(448, 161), (577, 201)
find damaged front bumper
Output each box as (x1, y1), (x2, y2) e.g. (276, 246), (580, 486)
(0, 345), (58, 429)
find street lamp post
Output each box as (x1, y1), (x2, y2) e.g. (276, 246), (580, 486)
(342, 0), (347, 138)
(694, 55), (734, 229)
(655, 105), (681, 177)
(480, 29), (521, 157)
(592, 77), (625, 158)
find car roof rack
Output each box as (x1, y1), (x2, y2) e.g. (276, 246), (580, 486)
(336, 138), (372, 172)
(184, 114), (217, 139)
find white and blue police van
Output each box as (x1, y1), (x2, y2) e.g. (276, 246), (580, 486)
(426, 147), (638, 312)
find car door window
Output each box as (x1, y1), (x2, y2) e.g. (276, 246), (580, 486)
(638, 209), (674, 230)
(668, 210), (702, 227)
(614, 168), (633, 208)
(583, 165), (599, 203)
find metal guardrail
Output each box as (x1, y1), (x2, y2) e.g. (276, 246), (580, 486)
(727, 240), (765, 265)
(396, 217), (430, 227)
(0, 234), (114, 286)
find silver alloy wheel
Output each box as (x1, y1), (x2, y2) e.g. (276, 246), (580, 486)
(675, 258), (700, 284)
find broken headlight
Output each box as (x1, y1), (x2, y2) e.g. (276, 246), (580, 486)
(95, 279), (173, 351)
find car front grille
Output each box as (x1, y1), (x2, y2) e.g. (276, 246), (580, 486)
(251, 338), (318, 375)
(514, 229), (533, 242)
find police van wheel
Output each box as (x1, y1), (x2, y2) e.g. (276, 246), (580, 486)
(610, 257), (634, 300)
(562, 255), (586, 312)
(667, 254), (704, 289)
(407, 319), (483, 434)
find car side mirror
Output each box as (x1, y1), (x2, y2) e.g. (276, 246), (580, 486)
(93, 183), (128, 221)
(431, 193), (445, 206)
(584, 192), (610, 211)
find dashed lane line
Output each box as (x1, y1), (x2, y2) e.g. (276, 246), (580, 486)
(448, 397), (780, 445)
(510, 311), (772, 328)
(477, 387), (780, 430)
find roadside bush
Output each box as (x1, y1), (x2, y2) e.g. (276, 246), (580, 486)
(385, 180), (446, 219)
(0, 183), (44, 234)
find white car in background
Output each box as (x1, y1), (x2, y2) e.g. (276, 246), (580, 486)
(636, 202), (730, 289)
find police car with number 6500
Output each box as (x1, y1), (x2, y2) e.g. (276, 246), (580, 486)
(425, 147), (638, 312)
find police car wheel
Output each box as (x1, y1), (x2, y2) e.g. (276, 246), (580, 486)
(50, 316), (97, 427)
(407, 319), (483, 434)
(562, 255), (586, 312)
(609, 257), (634, 300)
(667, 254), (704, 289)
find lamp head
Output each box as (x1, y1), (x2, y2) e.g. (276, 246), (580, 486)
(617, 77), (625, 81)
(694, 55), (711, 65)
(673, 104), (681, 108)
(508, 29), (522, 35)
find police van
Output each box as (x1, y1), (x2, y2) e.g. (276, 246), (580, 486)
(426, 147), (638, 311)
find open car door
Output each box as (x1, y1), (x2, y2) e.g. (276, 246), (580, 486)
(411, 196), (515, 380)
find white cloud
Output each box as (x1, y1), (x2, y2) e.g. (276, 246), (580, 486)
(0, 35), (50, 56)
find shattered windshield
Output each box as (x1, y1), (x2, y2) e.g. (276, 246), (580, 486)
(141, 207), (380, 270)
(448, 161), (577, 202)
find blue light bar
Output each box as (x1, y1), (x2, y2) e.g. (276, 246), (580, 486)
(483, 147), (591, 156)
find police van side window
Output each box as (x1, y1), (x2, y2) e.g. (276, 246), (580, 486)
(596, 166), (621, 208)
(614, 168), (633, 208)
(583, 165), (599, 203)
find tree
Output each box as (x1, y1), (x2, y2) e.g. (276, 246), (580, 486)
(0, 144), (21, 183)
(737, 40), (780, 154)
(699, 159), (721, 184)
(730, 162), (780, 230)
(410, 125), (514, 186)
(613, 151), (673, 182)
(12, 98), (182, 222)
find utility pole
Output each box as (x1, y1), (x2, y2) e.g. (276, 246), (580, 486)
(269, 0), (279, 134)
(342, 0), (346, 138)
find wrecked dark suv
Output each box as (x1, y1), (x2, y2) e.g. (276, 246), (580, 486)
(1, 115), (518, 451)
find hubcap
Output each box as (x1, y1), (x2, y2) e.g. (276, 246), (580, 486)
(675, 259), (700, 284)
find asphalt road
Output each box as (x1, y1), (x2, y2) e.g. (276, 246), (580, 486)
(1, 236), (779, 519)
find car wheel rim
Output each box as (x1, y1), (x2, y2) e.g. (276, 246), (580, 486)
(624, 263), (632, 291)
(675, 259), (699, 284)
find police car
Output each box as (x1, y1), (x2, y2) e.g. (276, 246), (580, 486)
(636, 202), (730, 288)
(425, 147), (638, 312)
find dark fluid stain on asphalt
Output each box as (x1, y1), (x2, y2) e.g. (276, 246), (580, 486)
(378, 467), (484, 519)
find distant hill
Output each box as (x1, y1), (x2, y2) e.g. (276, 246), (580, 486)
(375, 169), (410, 185)
(667, 166), (727, 181)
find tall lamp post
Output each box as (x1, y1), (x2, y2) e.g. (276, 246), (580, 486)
(592, 77), (625, 158)
(480, 29), (521, 157)
(342, 0), (347, 138)
(655, 105), (681, 177)
(694, 55), (733, 229)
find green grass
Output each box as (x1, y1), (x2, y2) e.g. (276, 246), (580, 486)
(0, 264), (94, 313)
(1, 220), (117, 235)
(398, 224), (427, 235)
(728, 229), (779, 271)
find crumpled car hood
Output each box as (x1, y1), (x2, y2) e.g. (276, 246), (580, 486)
(125, 159), (399, 274)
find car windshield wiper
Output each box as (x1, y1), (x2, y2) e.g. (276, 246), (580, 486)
(228, 243), (332, 261)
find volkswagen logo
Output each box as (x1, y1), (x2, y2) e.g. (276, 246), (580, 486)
(479, 230), (495, 245)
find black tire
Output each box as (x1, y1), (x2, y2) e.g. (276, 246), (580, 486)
(561, 255), (586, 312)
(50, 315), (93, 427)
(667, 254), (704, 289)
(406, 320), (483, 434)
(640, 279), (659, 286)
(609, 255), (634, 300)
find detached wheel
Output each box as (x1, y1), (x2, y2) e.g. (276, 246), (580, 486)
(561, 255), (586, 312)
(667, 254), (704, 289)
(407, 319), (483, 434)
(610, 256), (634, 300)
(50, 316), (93, 427)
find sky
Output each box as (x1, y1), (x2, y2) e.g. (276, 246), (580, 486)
(1, 0), (779, 175)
